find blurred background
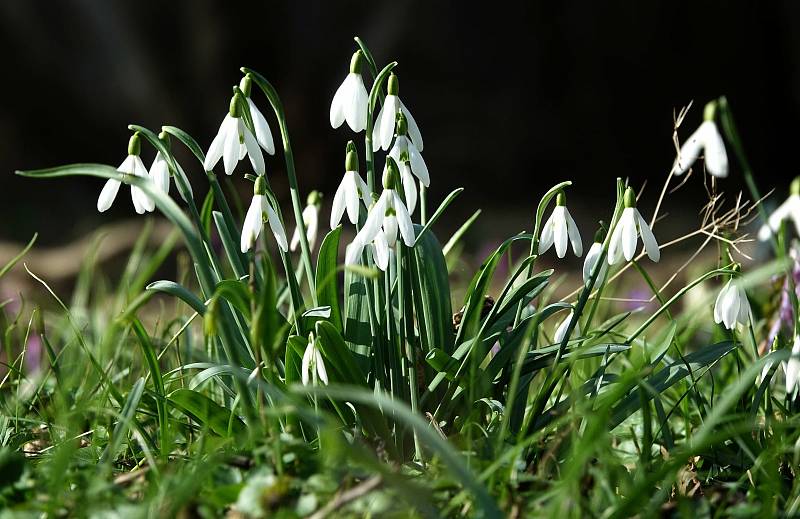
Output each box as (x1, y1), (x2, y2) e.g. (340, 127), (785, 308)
(1, 0), (799, 284)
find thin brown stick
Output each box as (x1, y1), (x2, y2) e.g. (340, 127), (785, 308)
(307, 475), (383, 519)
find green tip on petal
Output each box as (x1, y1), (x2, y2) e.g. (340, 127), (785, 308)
(254, 175), (267, 196)
(349, 50), (364, 74)
(395, 111), (408, 136)
(387, 73), (399, 96)
(623, 187), (636, 208)
(556, 191), (566, 207)
(703, 100), (717, 121)
(239, 75), (252, 97)
(791, 176), (800, 196)
(307, 190), (322, 206)
(383, 157), (400, 189)
(128, 132), (141, 156)
(345, 147), (359, 172)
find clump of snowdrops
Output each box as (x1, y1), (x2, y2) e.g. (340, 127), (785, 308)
(6, 37), (800, 517)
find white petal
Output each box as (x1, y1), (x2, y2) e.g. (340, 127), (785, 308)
(304, 205), (319, 250)
(635, 210), (660, 262)
(583, 243), (601, 285)
(736, 285), (751, 326)
(150, 153), (170, 194)
(240, 120), (265, 175)
(538, 214), (555, 255)
(203, 115), (230, 171)
(564, 208), (583, 257)
(329, 76), (349, 129)
(400, 99), (423, 152)
(344, 74), (369, 133)
(330, 177), (348, 229)
(400, 162), (417, 214)
(361, 191), (389, 243)
(344, 172), (362, 224)
(345, 238), (366, 266)
(554, 311), (574, 343)
(315, 348), (329, 385)
(372, 231), (390, 271)
(703, 122), (728, 178)
(383, 215), (398, 246)
(408, 141), (430, 187)
(356, 173), (371, 206)
(265, 200), (289, 252)
(620, 209), (638, 261)
(393, 192), (416, 246)
(222, 117), (240, 175)
(672, 123), (705, 175)
(301, 343), (314, 386)
(240, 195), (264, 252)
(290, 226), (301, 251)
(713, 283), (728, 324)
(97, 178), (121, 212)
(376, 95), (399, 151)
(247, 98), (275, 155)
(608, 221), (624, 265)
(552, 207), (568, 258)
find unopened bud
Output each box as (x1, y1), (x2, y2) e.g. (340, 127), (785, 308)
(239, 74), (252, 97)
(395, 111), (408, 136)
(345, 144), (359, 172)
(307, 190), (322, 206)
(383, 157), (400, 189)
(791, 176), (800, 196)
(387, 73), (399, 96)
(623, 187), (636, 208)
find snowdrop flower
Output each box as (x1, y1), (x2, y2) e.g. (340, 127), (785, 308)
(608, 187), (660, 265)
(538, 192), (582, 258)
(713, 274), (751, 330)
(786, 336), (800, 396)
(331, 142), (370, 228)
(582, 230), (609, 286)
(672, 101), (728, 178)
(345, 158), (415, 271)
(239, 75), (276, 155)
(97, 132), (155, 214)
(554, 310), (580, 343)
(389, 112), (429, 213)
(291, 190), (322, 252)
(203, 91), (265, 176)
(372, 73), (423, 152)
(241, 175), (288, 253)
(758, 177), (800, 241)
(330, 50), (370, 133)
(301, 333), (328, 386)
(147, 131), (175, 196)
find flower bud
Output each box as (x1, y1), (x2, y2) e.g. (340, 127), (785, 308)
(387, 73), (399, 96)
(383, 157), (400, 189)
(345, 143), (359, 172)
(128, 132), (141, 156)
(623, 187), (636, 208)
(229, 93), (242, 117)
(349, 50), (365, 74)
(254, 175), (267, 196)
(556, 191), (566, 207)
(307, 190), (322, 206)
(792, 176), (800, 196)
(239, 74), (252, 97)
(703, 100), (717, 121)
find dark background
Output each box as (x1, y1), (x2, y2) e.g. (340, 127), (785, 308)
(2, 0), (798, 251)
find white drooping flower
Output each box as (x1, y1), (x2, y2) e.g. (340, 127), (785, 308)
(672, 102), (728, 178)
(330, 50), (370, 133)
(608, 187), (660, 264)
(204, 92), (265, 176)
(291, 191), (321, 251)
(331, 144), (370, 228)
(372, 73), (423, 152)
(554, 310), (580, 343)
(97, 132), (155, 214)
(713, 277), (751, 330)
(582, 240), (608, 286)
(240, 175), (288, 253)
(757, 178), (800, 241)
(238, 75), (276, 155)
(149, 151), (170, 195)
(301, 333), (328, 386)
(786, 336), (800, 396)
(538, 192), (582, 258)
(388, 112), (429, 214)
(345, 158), (415, 271)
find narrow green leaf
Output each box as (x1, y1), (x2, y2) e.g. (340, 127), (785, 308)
(168, 388), (245, 437)
(315, 226), (343, 331)
(147, 280), (206, 315)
